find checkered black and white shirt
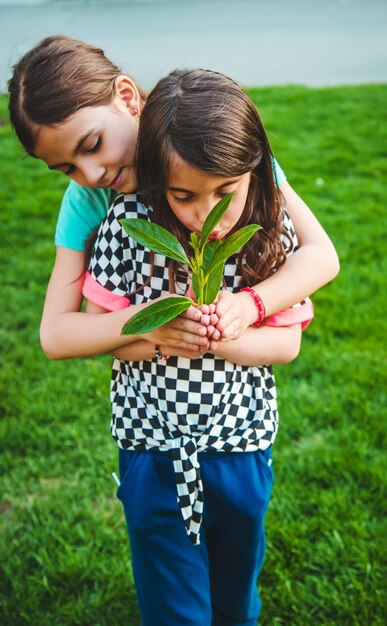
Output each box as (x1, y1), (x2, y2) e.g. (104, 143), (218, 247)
(85, 194), (310, 545)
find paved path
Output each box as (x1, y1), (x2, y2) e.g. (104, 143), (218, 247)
(1, 0), (387, 92)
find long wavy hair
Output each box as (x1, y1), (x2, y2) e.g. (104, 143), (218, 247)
(136, 68), (290, 289)
(8, 35), (146, 155)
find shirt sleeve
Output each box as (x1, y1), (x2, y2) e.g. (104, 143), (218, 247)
(55, 181), (116, 251)
(83, 271), (130, 311)
(82, 196), (134, 311)
(265, 300), (314, 330)
(272, 157), (287, 187)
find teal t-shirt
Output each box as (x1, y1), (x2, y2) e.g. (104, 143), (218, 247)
(55, 159), (287, 251)
(55, 184), (117, 251)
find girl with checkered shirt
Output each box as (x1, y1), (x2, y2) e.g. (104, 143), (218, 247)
(9, 35), (339, 365)
(83, 69), (324, 626)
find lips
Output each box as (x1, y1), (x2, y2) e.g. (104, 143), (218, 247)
(208, 231), (222, 240)
(109, 168), (124, 190)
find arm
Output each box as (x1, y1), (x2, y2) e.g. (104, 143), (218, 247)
(85, 300), (208, 361)
(40, 247), (136, 359)
(40, 247), (208, 360)
(85, 298), (301, 366)
(109, 341), (207, 362)
(216, 181), (340, 339)
(211, 323), (302, 366)
(256, 181), (340, 311)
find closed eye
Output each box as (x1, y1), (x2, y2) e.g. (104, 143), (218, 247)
(52, 164), (75, 177)
(87, 137), (102, 153)
(173, 196), (193, 204)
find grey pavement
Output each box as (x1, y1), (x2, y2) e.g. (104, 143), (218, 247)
(1, 0), (387, 93)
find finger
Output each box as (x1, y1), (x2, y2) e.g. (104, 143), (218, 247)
(208, 338), (220, 351)
(220, 321), (242, 340)
(159, 325), (211, 346)
(200, 314), (210, 326)
(178, 319), (208, 336)
(180, 306), (202, 322)
(162, 338), (208, 352)
(215, 309), (236, 333)
(177, 333), (210, 347)
(166, 317), (208, 337)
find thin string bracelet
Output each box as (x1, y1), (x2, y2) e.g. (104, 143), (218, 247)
(154, 345), (168, 361)
(240, 287), (266, 327)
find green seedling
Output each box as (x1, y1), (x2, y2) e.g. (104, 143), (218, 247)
(120, 193), (261, 335)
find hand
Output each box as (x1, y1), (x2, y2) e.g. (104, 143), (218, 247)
(214, 291), (257, 341)
(186, 278), (221, 339)
(144, 305), (211, 352)
(197, 303), (221, 341)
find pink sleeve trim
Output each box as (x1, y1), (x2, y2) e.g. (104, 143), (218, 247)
(265, 300), (314, 330)
(82, 271), (130, 312)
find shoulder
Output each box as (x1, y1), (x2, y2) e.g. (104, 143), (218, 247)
(96, 192), (150, 242)
(103, 192), (150, 226)
(271, 157), (287, 187)
(55, 181), (117, 251)
(62, 181), (114, 212)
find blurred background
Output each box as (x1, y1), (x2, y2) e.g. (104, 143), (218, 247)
(1, 0), (387, 92)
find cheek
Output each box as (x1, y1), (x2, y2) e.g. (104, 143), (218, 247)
(166, 198), (182, 220)
(228, 198), (246, 226)
(125, 118), (139, 154)
(113, 123), (137, 161)
(166, 199), (191, 228)
(129, 127), (139, 155)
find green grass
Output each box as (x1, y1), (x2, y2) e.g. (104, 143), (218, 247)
(0, 84), (386, 625)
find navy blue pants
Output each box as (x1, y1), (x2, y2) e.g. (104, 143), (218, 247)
(117, 447), (273, 626)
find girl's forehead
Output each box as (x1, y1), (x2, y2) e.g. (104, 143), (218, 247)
(168, 153), (243, 191)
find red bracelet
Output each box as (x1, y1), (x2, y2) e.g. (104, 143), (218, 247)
(240, 287), (266, 327)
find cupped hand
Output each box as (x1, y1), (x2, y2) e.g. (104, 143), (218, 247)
(144, 305), (211, 352)
(214, 290), (257, 341)
(197, 303), (221, 340)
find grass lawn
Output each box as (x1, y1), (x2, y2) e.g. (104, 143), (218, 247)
(0, 84), (386, 625)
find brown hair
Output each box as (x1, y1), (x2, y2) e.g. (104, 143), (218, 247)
(136, 68), (290, 288)
(8, 34), (146, 155)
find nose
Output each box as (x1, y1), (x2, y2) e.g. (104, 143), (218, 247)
(81, 160), (107, 187)
(195, 198), (217, 229)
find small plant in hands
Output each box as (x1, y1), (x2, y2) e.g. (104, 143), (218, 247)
(120, 194), (261, 335)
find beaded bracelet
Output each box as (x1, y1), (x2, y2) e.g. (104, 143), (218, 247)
(154, 345), (168, 361)
(240, 287), (266, 327)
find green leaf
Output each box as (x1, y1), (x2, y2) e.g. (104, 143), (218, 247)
(202, 239), (223, 274)
(199, 193), (234, 247)
(203, 261), (225, 304)
(120, 218), (190, 265)
(121, 297), (193, 335)
(209, 224), (261, 271)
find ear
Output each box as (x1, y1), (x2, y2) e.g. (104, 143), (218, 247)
(114, 75), (141, 116)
